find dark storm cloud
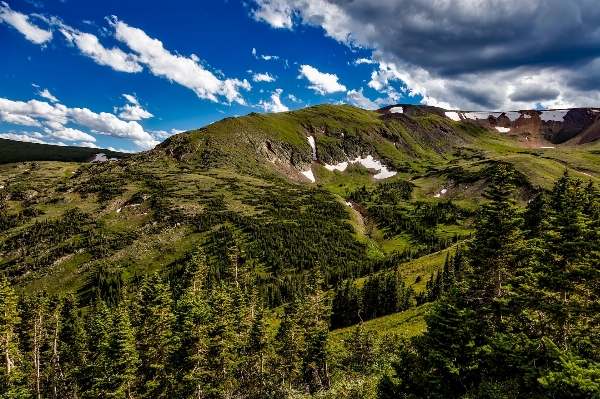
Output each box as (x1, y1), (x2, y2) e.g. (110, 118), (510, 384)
(509, 87), (561, 103)
(252, 0), (600, 108)
(321, 0), (600, 77)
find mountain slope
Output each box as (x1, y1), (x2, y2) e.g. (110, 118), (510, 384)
(0, 104), (598, 303)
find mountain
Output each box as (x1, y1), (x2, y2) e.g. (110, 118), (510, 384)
(0, 138), (132, 164)
(1, 104), (598, 296)
(1, 104), (599, 397)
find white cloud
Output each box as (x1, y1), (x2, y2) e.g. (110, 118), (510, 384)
(0, 2), (52, 44)
(38, 88), (58, 103)
(298, 64), (346, 95)
(347, 88), (378, 110)
(116, 94), (154, 121)
(0, 110), (43, 127)
(0, 132), (65, 146)
(252, 47), (279, 60)
(0, 97), (159, 150)
(31, 83), (40, 88)
(123, 93), (138, 105)
(47, 127), (96, 142)
(111, 18), (251, 104)
(68, 107), (158, 149)
(252, 72), (276, 82)
(60, 28), (143, 73)
(251, 0), (295, 29)
(287, 94), (301, 103)
(258, 89), (289, 113)
(354, 58), (373, 65)
(150, 128), (183, 140)
(108, 146), (138, 154)
(77, 141), (100, 148)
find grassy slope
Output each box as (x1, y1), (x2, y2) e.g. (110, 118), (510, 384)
(2, 104), (599, 338)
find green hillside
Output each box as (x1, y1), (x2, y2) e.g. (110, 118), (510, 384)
(1, 104), (599, 397)
(0, 138), (131, 164)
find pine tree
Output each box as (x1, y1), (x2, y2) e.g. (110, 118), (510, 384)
(0, 277), (29, 398)
(106, 305), (139, 399)
(135, 274), (175, 398)
(467, 165), (523, 323)
(57, 294), (86, 399)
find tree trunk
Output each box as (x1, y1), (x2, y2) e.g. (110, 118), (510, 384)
(493, 268), (502, 298)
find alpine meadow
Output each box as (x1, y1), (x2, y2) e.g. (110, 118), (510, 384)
(2, 1), (600, 398)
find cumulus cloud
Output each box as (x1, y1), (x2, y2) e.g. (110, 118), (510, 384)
(298, 65), (346, 95)
(251, 0), (600, 110)
(115, 94), (154, 121)
(252, 72), (276, 82)
(0, 2), (52, 44)
(347, 88), (378, 110)
(47, 127), (96, 142)
(38, 88), (58, 103)
(287, 94), (301, 103)
(77, 141), (101, 148)
(0, 97), (159, 150)
(68, 107), (158, 149)
(60, 27), (143, 73)
(258, 89), (289, 113)
(353, 58), (373, 65)
(111, 18), (251, 104)
(150, 128), (184, 140)
(0, 132), (66, 146)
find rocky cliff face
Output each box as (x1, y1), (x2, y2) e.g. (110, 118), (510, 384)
(427, 106), (600, 148)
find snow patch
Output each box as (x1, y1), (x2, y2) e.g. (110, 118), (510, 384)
(389, 106), (403, 114)
(445, 111), (461, 121)
(463, 112), (502, 120)
(504, 112), (521, 121)
(441, 189), (447, 194)
(116, 208), (122, 213)
(540, 110), (568, 122)
(90, 153), (107, 163)
(345, 201), (353, 208)
(434, 193), (441, 198)
(325, 155), (397, 179)
(495, 127), (511, 132)
(582, 172), (592, 177)
(540, 146), (555, 149)
(301, 169), (315, 182)
(325, 162), (349, 172)
(307, 136), (317, 160)
(0, 185), (4, 189)
(524, 114), (532, 119)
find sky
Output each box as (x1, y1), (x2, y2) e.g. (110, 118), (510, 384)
(1, 0), (599, 152)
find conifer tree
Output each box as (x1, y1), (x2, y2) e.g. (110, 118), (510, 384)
(57, 294), (86, 399)
(106, 305), (139, 399)
(135, 274), (175, 398)
(467, 165), (523, 323)
(0, 277), (29, 398)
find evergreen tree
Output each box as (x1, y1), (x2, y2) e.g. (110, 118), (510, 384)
(57, 295), (86, 399)
(106, 305), (139, 399)
(467, 165), (523, 324)
(135, 274), (175, 398)
(0, 277), (29, 398)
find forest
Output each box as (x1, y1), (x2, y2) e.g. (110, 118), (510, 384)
(2, 168), (599, 398)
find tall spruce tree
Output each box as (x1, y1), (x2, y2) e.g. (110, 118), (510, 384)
(0, 277), (29, 398)
(467, 165), (523, 323)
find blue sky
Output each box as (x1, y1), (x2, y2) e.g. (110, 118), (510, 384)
(1, 0), (599, 152)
